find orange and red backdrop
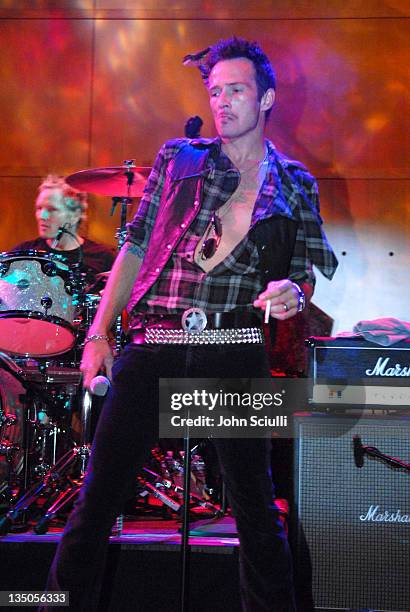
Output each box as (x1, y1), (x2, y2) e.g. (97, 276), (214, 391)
(0, 1), (409, 332)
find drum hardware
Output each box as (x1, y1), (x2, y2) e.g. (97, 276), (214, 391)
(27, 367), (80, 387)
(40, 295), (53, 315)
(0, 351), (84, 525)
(110, 161), (144, 352)
(0, 440), (20, 459)
(0, 385), (94, 536)
(138, 472), (181, 514)
(157, 450), (210, 500)
(31, 420), (72, 480)
(0, 361), (85, 533)
(142, 467), (221, 517)
(151, 442), (223, 504)
(0, 358), (26, 496)
(139, 446), (222, 518)
(0, 411), (19, 489)
(67, 161), (151, 353)
(30, 389), (94, 534)
(0, 403), (19, 459)
(1, 411), (17, 428)
(0, 446), (82, 535)
(33, 478), (82, 535)
(0, 351), (41, 495)
(72, 293), (102, 347)
(0, 439), (20, 506)
(0, 440), (20, 511)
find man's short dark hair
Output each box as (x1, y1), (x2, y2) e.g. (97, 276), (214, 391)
(201, 36), (276, 119)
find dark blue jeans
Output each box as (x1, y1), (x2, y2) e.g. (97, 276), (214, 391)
(42, 343), (296, 611)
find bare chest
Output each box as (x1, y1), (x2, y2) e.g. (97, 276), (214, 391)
(194, 172), (263, 271)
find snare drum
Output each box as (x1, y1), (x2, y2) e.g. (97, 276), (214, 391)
(0, 250), (77, 357)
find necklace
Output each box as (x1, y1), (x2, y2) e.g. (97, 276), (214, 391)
(198, 146), (269, 261)
(217, 146), (268, 218)
(217, 198), (235, 219)
(236, 146), (269, 176)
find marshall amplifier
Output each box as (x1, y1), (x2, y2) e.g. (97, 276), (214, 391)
(293, 415), (410, 611)
(306, 337), (410, 410)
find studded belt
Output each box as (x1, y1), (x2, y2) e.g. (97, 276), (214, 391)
(131, 308), (264, 345)
(143, 327), (264, 345)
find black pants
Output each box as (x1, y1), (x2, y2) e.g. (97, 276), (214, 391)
(41, 343), (296, 611)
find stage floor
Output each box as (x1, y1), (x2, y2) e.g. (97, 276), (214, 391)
(0, 514), (239, 547)
(0, 515), (243, 612)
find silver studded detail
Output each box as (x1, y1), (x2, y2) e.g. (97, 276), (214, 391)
(144, 327), (263, 345)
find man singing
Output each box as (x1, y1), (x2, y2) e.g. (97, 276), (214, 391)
(42, 37), (337, 611)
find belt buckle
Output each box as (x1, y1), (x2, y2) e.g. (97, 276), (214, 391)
(181, 307), (207, 333)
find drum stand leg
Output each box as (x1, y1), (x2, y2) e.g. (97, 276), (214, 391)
(31, 389), (93, 534)
(0, 446), (81, 535)
(33, 479), (81, 535)
(0, 389), (93, 536)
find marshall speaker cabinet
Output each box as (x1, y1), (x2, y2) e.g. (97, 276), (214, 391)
(294, 415), (410, 611)
(294, 337), (410, 611)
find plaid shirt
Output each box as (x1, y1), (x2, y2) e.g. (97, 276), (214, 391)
(126, 138), (337, 316)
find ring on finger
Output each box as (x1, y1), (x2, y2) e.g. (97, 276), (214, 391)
(282, 303), (289, 312)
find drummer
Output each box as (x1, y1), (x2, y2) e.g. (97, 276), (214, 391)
(10, 175), (116, 440)
(12, 175), (115, 287)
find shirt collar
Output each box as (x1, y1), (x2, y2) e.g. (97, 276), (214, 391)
(194, 137), (297, 222)
(253, 140), (296, 223)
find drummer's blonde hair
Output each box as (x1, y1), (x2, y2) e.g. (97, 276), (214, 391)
(38, 175), (88, 228)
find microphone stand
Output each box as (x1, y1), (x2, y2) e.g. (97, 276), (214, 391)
(110, 160), (135, 354)
(353, 436), (410, 472)
(107, 161), (136, 535)
(180, 425), (192, 612)
(49, 226), (85, 309)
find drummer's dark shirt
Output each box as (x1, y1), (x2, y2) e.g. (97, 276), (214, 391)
(11, 237), (115, 290)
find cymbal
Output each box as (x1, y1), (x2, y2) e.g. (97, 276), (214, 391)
(66, 166), (151, 197)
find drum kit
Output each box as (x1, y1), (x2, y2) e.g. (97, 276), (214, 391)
(0, 162), (150, 531)
(0, 161), (220, 533)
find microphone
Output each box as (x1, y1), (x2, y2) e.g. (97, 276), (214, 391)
(51, 223), (67, 249)
(353, 435), (365, 468)
(182, 46), (210, 66)
(89, 375), (111, 397)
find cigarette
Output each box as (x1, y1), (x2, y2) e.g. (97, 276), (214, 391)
(264, 299), (271, 323)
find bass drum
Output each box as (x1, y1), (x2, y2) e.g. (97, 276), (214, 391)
(0, 250), (77, 357)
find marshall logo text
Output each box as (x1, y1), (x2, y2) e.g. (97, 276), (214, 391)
(365, 357), (410, 377)
(359, 505), (410, 523)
